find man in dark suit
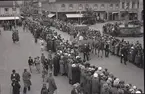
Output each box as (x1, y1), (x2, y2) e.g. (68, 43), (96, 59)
(28, 56), (33, 73)
(11, 70), (20, 82)
(83, 44), (90, 61)
(11, 79), (21, 94)
(105, 41), (110, 57)
(120, 45), (127, 65)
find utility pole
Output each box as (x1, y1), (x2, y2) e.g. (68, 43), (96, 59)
(13, 1), (17, 30)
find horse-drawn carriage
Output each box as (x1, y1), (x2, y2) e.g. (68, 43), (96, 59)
(12, 30), (19, 43)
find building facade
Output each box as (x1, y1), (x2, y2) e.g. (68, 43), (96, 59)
(41, 0), (141, 21)
(0, 1), (20, 18)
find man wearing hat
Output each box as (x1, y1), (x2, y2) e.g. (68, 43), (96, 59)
(104, 41), (110, 57)
(22, 69), (31, 94)
(71, 64), (80, 85)
(41, 83), (49, 94)
(53, 53), (60, 76)
(83, 44), (90, 61)
(68, 58), (73, 84)
(46, 72), (57, 94)
(11, 69), (20, 82)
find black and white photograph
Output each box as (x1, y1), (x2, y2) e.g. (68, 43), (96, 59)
(0, 0), (144, 94)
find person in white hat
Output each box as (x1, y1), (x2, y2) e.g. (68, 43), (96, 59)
(96, 67), (102, 75)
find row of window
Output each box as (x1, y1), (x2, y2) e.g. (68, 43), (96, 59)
(122, 1), (139, 9)
(61, 3), (119, 10)
(61, 2), (139, 10)
(4, 8), (16, 12)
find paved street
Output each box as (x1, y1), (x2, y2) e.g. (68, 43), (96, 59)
(50, 26), (144, 92)
(0, 25), (144, 94)
(0, 27), (72, 94)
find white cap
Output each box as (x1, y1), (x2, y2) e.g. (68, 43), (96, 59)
(76, 56), (80, 59)
(116, 78), (120, 81)
(98, 67), (102, 71)
(72, 64), (76, 67)
(133, 86), (137, 89)
(59, 51), (62, 54)
(108, 77), (112, 81)
(93, 73), (98, 78)
(131, 47), (134, 49)
(135, 91), (141, 93)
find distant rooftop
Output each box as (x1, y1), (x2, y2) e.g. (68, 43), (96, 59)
(0, 1), (19, 7)
(42, 0), (119, 3)
(56, 0), (119, 3)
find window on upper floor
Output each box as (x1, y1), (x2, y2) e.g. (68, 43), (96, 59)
(126, 2), (130, 9)
(61, 4), (65, 9)
(85, 4), (89, 9)
(122, 2), (125, 9)
(78, 4), (83, 10)
(101, 4), (105, 8)
(137, 1), (139, 8)
(110, 4), (113, 8)
(69, 4), (73, 10)
(4, 8), (9, 12)
(116, 4), (119, 8)
(132, 2), (135, 9)
(94, 4), (98, 9)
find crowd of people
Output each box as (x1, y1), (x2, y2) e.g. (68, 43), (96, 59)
(19, 17), (144, 94)
(49, 19), (144, 68)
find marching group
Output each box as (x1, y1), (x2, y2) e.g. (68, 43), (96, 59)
(50, 19), (144, 68)
(20, 17), (144, 94)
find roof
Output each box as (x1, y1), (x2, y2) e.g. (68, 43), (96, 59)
(0, 1), (19, 7)
(55, 0), (119, 3)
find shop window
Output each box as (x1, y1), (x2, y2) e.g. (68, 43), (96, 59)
(101, 4), (105, 8)
(94, 4), (98, 9)
(122, 2), (125, 9)
(110, 4), (113, 8)
(69, 4), (73, 10)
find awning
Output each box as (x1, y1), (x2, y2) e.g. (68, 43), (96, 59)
(112, 12), (118, 14)
(66, 14), (83, 18)
(0, 17), (20, 20)
(48, 14), (55, 18)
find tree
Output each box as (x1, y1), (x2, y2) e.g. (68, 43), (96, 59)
(83, 8), (96, 24)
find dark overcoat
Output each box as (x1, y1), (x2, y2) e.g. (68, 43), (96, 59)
(91, 77), (100, 94)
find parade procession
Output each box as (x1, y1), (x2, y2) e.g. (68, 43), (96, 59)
(0, 0), (144, 94)
(20, 16), (143, 94)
